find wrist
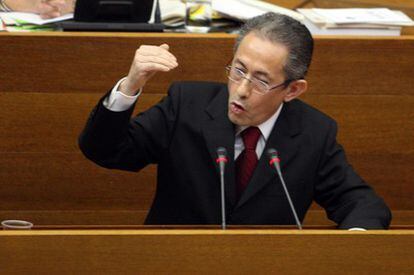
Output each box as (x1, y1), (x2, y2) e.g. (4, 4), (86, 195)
(119, 78), (142, 96)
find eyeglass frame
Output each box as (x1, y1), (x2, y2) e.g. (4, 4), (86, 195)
(226, 65), (293, 95)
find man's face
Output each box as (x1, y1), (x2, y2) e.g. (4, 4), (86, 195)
(227, 32), (291, 126)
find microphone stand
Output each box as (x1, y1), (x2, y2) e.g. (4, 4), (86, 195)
(216, 147), (228, 230)
(219, 163), (226, 230)
(268, 149), (302, 230)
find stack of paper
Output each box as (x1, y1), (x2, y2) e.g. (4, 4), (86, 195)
(0, 17), (5, 31)
(297, 8), (414, 36)
(153, 0), (303, 28)
(155, 0), (185, 27)
(213, 0), (304, 22)
(0, 12), (73, 31)
(2, 0), (304, 31)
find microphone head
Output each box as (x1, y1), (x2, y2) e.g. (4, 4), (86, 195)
(267, 148), (278, 158)
(267, 148), (280, 166)
(216, 147), (228, 163)
(216, 147), (227, 157)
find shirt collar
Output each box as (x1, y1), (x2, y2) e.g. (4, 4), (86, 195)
(235, 103), (284, 141)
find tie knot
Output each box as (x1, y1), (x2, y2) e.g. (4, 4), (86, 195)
(241, 127), (261, 150)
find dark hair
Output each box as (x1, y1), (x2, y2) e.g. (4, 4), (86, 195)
(235, 12), (314, 81)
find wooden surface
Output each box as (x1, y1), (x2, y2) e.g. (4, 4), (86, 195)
(1, 33), (414, 95)
(0, 32), (413, 226)
(0, 229), (413, 274)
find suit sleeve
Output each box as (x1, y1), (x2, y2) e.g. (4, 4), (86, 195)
(78, 83), (181, 172)
(314, 120), (392, 229)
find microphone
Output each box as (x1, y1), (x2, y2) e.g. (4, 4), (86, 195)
(267, 148), (302, 230)
(216, 147), (228, 230)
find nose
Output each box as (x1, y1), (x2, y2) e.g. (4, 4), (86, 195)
(236, 78), (252, 99)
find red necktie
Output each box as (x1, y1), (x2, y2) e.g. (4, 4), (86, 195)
(236, 127), (261, 200)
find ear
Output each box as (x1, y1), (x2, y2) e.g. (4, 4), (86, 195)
(283, 80), (308, 102)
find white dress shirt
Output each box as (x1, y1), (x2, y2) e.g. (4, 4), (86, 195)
(103, 77), (141, 111)
(234, 104), (283, 160)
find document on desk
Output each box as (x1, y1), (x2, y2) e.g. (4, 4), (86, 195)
(295, 8), (413, 36)
(312, 8), (414, 26)
(0, 12), (73, 25)
(212, 0), (303, 22)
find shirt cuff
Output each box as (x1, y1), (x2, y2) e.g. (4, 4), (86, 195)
(103, 77), (142, 112)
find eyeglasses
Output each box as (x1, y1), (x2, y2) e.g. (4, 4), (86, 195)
(226, 66), (291, 95)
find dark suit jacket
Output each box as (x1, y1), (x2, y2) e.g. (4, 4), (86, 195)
(79, 81), (391, 228)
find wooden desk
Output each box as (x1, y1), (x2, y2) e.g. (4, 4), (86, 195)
(0, 228), (413, 274)
(0, 32), (413, 226)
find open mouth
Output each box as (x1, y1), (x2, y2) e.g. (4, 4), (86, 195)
(230, 102), (245, 114)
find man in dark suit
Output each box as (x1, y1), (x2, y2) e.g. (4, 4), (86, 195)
(79, 13), (391, 229)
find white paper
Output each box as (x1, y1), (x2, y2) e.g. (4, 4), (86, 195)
(312, 8), (414, 26)
(212, 0), (303, 22)
(0, 18), (4, 31)
(0, 12), (73, 25)
(302, 18), (401, 36)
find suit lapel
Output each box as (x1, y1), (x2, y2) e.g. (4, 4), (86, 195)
(236, 101), (302, 208)
(202, 87), (237, 209)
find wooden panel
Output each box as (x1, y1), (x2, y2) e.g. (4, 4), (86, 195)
(0, 92), (163, 152)
(0, 33), (232, 94)
(308, 37), (414, 96)
(1, 92), (413, 219)
(1, 33), (414, 227)
(0, 153), (156, 210)
(304, 95), (414, 152)
(0, 229), (413, 274)
(0, 33), (413, 96)
(1, 150), (411, 210)
(0, 209), (413, 226)
(0, 210), (148, 226)
(304, 209), (414, 226)
(1, 93), (413, 153)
